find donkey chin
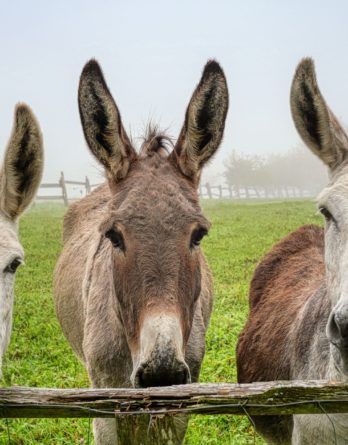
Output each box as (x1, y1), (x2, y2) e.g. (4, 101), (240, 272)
(130, 313), (191, 388)
(326, 304), (348, 375)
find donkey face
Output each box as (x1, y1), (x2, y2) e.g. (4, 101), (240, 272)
(291, 59), (348, 374)
(100, 169), (211, 387)
(0, 105), (43, 374)
(79, 60), (228, 387)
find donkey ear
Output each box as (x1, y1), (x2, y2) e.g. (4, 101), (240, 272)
(290, 58), (348, 171)
(170, 60), (229, 181)
(78, 60), (137, 181)
(0, 104), (43, 220)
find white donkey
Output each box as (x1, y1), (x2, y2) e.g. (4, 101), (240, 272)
(0, 104), (43, 375)
(237, 59), (348, 444)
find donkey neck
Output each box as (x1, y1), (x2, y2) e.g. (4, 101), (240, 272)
(82, 235), (133, 387)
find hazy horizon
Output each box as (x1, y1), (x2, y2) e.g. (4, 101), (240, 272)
(0, 0), (346, 185)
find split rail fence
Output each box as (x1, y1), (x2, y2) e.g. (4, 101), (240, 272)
(0, 381), (348, 418)
(36, 173), (316, 206)
(36, 172), (100, 206)
(199, 183), (315, 200)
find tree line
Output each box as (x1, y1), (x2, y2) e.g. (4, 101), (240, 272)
(222, 145), (328, 198)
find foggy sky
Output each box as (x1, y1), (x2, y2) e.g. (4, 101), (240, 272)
(0, 0), (347, 184)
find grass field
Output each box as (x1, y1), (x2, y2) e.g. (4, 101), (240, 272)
(0, 199), (323, 444)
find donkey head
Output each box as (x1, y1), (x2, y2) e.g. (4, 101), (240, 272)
(79, 60), (228, 387)
(291, 58), (348, 375)
(0, 104), (43, 374)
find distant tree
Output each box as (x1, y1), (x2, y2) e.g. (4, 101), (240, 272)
(224, 144), (328, 198)
(284, 144), (328, 194)
(224, 151), (265, 197)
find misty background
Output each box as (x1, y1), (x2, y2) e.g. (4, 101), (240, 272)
(0, 0), (347, 193)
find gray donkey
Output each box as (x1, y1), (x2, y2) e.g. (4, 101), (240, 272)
(237, 59), (348, 444)
(0, 104), (43, 376)
(54, 59), (228, 444)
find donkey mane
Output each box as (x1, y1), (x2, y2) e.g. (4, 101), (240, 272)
(139, 125), (173, 158)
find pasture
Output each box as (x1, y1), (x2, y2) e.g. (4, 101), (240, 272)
(0, 199), (323, 444)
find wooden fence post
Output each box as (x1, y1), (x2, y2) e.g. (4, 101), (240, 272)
(205, 182), (212, 199)
(199, 185), (203, 198)
(85, 176), (91, 195)
(235, 185), (240, 199)
(59, 171), (69, 206)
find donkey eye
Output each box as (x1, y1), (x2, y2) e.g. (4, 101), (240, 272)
(4, 258), (22, 274)
(319, 207), (334, 222)
(190, 227), (208, 248)
(105, 229), (125, 251)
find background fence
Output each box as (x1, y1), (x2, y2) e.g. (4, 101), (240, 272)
(36, 172), (101, 205)
(198, 183), (314, 199)
(37, 173), (316, 206)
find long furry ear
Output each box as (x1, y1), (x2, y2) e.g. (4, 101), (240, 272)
(0, 104), (43, 220)
(170, 60), (229, 182)
(290, 58), (348, 171)
(78, 60), (137, 181)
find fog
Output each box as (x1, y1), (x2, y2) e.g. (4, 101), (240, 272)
(0, 0), (347, 190)
(219, 144), (328, 198)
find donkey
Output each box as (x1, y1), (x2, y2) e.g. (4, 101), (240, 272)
(54, 59), (228, 444)
(0, 104), (43, 376)
(237, 58), (348, 445)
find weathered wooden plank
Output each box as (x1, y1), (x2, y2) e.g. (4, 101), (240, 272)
(38, 183), (61, 188)
(36, 196), (63, 200)
(0, 381), (348, 418)
(64, 180), (86, 186)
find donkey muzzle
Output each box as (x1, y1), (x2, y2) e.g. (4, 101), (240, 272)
(132, 312), (191, 388)
(326, 306), (348, 374)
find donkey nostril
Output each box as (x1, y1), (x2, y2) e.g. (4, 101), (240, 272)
(335, 314), (348, 339)
(182, 365), (191, 384)
(177, 363), (191, 384)
(134, 366), (145, 388)
(331, 314), (340, 337)
(328, 311), (348, 342)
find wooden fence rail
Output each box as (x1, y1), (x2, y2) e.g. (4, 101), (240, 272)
(37, 172), (94, 205)
(0, 381), (348, 418)
(36, 173), (319, 205)
(198, 183), (317, 199)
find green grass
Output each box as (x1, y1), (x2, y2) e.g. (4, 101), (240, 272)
(0, 200), (323, 444)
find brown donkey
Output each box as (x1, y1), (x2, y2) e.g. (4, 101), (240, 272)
(237, 58), (348, 445)
(54, 59), (228, 444)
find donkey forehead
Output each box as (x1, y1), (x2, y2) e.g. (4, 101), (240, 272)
(0, 218), (23, 267)
(112, 193), (209, 232)
(108, 158), (209, 230)
(317, 165), (348, 207)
